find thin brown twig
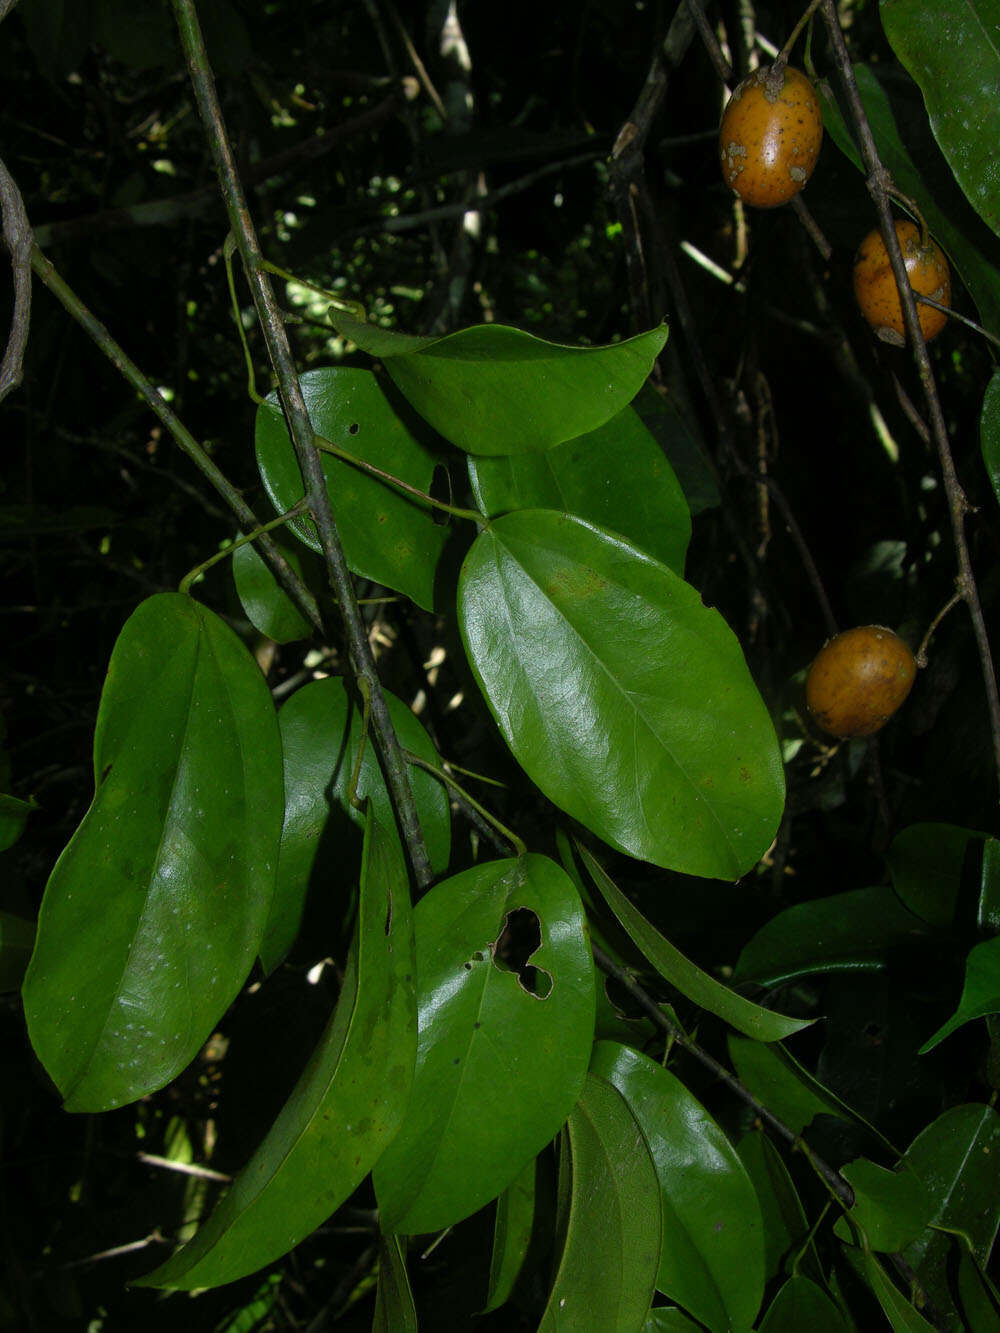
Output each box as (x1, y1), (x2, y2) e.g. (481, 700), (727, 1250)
(0, 155), (33, 403)
(819, 0), (1000, 795)
(171, 0), (433, 888)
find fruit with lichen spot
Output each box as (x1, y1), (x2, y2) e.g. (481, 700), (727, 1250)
(719, 64), (823, 208)
(805, 625), (916, 738)
(853, 220), (951, 345)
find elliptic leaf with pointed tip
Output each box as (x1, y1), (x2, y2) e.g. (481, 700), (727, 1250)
(538, 1073), (661, 1331)
(881, 0), (1000, 239)
(458, 511), (784, 879)
(592, 1041), (765, 1332)
(758, 1276), (851, 1332)
(468, 406), (691, 573)
(139, 813), (416, 1290)
(373, 855), (594, 1235)
(330, 311), (668, 454)
(22, 593), (282, 1112)
(920, 937), (1000, 1053)
(232, 530), (320, 644)
(254, 367), (448, 610)
(887, 822), (986, 928)
(485, 1158), (537, 1314)
(579, 844), (810, 1041)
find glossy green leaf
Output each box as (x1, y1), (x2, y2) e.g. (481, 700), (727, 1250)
(373, 854), (595, 1235)
(578, 844), (810, 1041)
(728, 1037), (884, 1142)
(592, 1042), (764, 1331)
(881, 0), (1000, 239)
(254, 367), (448, 610)
(231, 530), (319, 644)
(330, 310), (669, 454)
(538, 1073), (660, 1331)
(0, 912), (35, 992)
(736, 1131), (820, 1286)
(373, 1234), (418, 1333)
(468, 406), (691, 573)
(458, 511), (784, 879)
(139, 812), (416, 1290)
(484, 1157), (537, 1314)
(733, 887), (930, 986)
(832, 1159), (934, 1251)
(758, 1276), (850, 1332)
(920, 937), (1000, 1052)
(263, 676), (449, 973)
(819, 64), (1000, 336)
(957, 1248), (1000, 1332)
(887, 822), (986, 928)
(981, 370), (1000, 515)
(22, 593), (283, 1112)
(901, 1103), (1000, 1270)
(0, 792), (36, 853)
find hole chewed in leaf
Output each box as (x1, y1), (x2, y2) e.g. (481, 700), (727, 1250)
(491, 907), (553, 998)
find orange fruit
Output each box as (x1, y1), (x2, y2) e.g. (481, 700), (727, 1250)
(853, 220), (950, 345)
(805, 626), (916, 738)
(719, 65), (823, 208)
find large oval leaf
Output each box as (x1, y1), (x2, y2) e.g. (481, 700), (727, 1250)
(139, 812), (416, 1290)
(22, 593), (283, 1112)
(330, 310), (669, 454)
(372, 854), (595, 1235)
(262, 675), (450, 973)
(255, 367), (448, 610)
(578, 843), (811, 1041)
(881, 0), (1000, 240)
(592, 1042), (765, 1332)
(458, 511), (784, 879)
(468, 405), (691, 574)
(538, 1073), (661, 1331)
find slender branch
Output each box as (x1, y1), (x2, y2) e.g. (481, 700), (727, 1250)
(30, 244), (323, 634)
(171, 0), (433, 888)
(819, 0), (1000, 794)
(0, 154), (33, 403)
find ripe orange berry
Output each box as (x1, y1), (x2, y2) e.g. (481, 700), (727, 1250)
(719, 64), (823, 209)
(853, 220), (951, 345)
(805, 626), (916, 739)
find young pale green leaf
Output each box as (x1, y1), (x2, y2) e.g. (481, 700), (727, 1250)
(887, 822), (987, 928)
(22, 593), (283, 1113)
(330, 310), (668, 454)
(578, 845), (810, 1041)
(981, 370), (1000, 515)
(901, 1103), (1000, 1272)
(832, 1159), (934, 1252)
(373, 854), (595, 1236)
(757, 1276), (851, 1332)
(0, 912), (35, 993)
(254, 367), (448, 610)
(881, 0), (1000, 240)
(737, 1131), (823, 1287)
(231, 530), (320, 644)
(819, 65), (1000, 337)
(372, 1234), (419, 1333)
(458, 512), (784, 879)
(538, 1073), (660, 1332)
(592, 1041), (765, 1332)
(468, 405), (691, 574)
(920, 937), (1000, 1053)
(484, 1157), (538, 1314)
(263, 676), (449, 973)
(733, 886), (930, 986)
(138, 812), (416, 1290)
